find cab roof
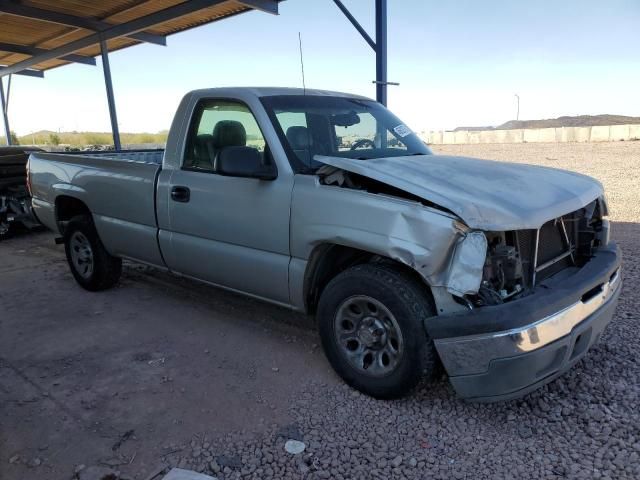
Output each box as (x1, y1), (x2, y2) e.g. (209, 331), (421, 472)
(189, 87), (373, 100)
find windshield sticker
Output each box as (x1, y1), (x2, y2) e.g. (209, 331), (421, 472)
(393, 124), (412, 137)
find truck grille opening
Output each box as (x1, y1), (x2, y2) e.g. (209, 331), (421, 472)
(534, 218), (575, 283)
(469, 198), (605, 308)
(526, 199), (603, 286)
(538, 220), (569, 264)
(516, 229), (535, 287)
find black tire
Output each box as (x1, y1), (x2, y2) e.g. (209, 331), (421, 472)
(317, 263), (439, 399)
(64, 215), (122, 291)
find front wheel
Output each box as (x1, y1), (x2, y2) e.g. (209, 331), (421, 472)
(317, 263), (439, 399)
(64, 215), (122, 291)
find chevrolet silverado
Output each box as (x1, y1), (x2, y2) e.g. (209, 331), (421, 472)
(28, 87), (622, 401)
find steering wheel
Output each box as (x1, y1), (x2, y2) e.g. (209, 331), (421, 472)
(350, 138), (376, 150)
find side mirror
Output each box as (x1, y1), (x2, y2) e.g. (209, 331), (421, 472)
(216, 146), (277, 180)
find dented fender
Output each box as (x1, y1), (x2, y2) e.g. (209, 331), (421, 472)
(290, 175), (487, 311)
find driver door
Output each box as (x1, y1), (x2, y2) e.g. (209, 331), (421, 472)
(158, 99), (293, 304)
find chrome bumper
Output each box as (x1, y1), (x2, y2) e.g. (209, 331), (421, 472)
(435, 268), (621, 375)
(435, 266), (621, 378)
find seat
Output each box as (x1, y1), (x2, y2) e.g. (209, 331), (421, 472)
(286, 126), (313, 167)
(212, 120), (248, 170)
(192, 134), (215, 169)
(212, 120), (247, 149)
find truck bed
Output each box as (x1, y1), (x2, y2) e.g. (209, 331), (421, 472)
(29, 149), (165, 266)
(67, 148), (164, 165)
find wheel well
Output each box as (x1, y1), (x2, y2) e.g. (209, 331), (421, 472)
(304, 244), (426, 314)
(55, 196), (91, 233)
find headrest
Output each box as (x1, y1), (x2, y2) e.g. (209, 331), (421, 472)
(212, 120), (246, 148)
(195, 134), (213, 146)
(286, 126), (312, 150)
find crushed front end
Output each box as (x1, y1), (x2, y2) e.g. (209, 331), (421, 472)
(428, 197), (622, 401)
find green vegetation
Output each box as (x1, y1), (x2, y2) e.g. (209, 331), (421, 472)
(15, 130), (169, 147)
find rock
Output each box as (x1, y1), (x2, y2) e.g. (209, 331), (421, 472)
(162, 468), (217, 480)
(216, 454), (241, 470)
(8, 455), (20, 464)
(538, 399), (551, 412)
(284, 440), (306, 455)
(518, 425), (533, 439)
(392, 455), (403, 468)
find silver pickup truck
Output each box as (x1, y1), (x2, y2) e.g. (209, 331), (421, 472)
(28, 87), (622, 401)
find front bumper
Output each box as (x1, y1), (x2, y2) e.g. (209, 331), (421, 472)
(427, 243), (622, 402)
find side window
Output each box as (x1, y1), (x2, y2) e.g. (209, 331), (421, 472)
(184, 100), (266, 171)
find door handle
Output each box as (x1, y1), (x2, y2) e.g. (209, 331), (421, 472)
(171, 186), (190, 203)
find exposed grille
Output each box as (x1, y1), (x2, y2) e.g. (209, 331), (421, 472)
(516, 229), (536, 287)
(517, 210), (582, 286)
(538, 219), (568, 265)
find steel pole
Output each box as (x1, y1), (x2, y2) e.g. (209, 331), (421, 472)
(100, 40), (121, 150)
(0, 77), (11, 145)
(375, 0), (387, 106)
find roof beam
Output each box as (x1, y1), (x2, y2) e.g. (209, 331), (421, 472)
(332, 0), (376, 51)
(0, 41), (96, 66)
(0, 0), (234, 78)
(236, 0), (280, 14)
(0, 1), (167, 46)
(0, 66), (43, 77)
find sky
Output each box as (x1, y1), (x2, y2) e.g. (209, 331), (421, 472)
(4, 0), (640, 136)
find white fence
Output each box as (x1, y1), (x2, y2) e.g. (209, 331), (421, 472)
(421, 124), (640, 145)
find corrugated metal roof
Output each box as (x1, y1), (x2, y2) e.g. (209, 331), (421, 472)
(0, 0), (280, 75)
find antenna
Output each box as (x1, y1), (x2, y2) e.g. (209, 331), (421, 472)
(298, 32), (306, 94)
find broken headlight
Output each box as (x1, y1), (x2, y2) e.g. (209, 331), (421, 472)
(473, 232), (525, 306)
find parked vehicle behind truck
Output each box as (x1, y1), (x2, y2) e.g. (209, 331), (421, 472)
(28, 87), (622, 401)
(0, 146), (42, 239)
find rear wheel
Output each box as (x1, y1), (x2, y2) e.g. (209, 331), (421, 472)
(317, 263), (439, 399)
(64, 215), (122, 291)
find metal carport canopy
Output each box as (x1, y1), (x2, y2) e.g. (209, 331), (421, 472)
(0, 0), (282, 147)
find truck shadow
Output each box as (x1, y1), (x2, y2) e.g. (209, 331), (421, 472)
(122, 260), (318, 338)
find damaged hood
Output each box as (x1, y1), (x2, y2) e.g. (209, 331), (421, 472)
(315, 154), (604, 230)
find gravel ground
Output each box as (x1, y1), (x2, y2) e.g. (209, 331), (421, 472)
(2, 142), (639, 480)
(164, 142), (640, 480)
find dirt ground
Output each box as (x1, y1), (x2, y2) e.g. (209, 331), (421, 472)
(1, 142), (639, 480)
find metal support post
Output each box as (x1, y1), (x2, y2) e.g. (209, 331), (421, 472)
(375, 0), (387, 106)
(0, 77), (11, 145)
(100, 40), (121, 150)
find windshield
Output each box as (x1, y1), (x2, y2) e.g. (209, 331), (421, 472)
(261, 95), (432, 172)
